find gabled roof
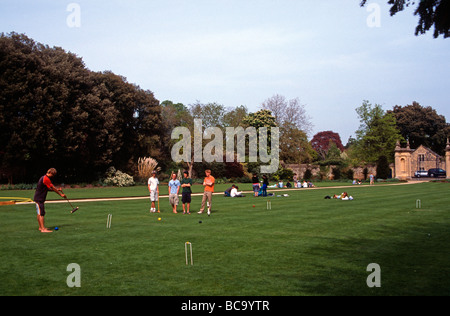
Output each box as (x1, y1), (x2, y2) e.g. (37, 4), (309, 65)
(412, 145), (442, 159)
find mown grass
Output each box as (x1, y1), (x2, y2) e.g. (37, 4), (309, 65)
(0, 182), (448, 296)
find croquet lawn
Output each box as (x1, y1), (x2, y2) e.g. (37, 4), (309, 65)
(0, 182), (449, 296)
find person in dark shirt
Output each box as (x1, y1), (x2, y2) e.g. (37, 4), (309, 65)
(262, 175), (269, 197)
(34, 168), (66, 233)
(180, 171), (193, 214)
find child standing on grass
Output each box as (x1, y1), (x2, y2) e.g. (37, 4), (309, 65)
(148, 170), (159, 213)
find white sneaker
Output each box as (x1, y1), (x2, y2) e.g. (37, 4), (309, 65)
(207, 208), (211, 216)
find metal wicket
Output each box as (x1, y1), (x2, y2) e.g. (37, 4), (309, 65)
(267, 201), (272, 210)
(185, 242), (193, 266)
(416, 199), (422, 209)
(106, 214), (112, 229)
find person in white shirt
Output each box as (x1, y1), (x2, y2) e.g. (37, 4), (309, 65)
(230, 185), (244, 198)
(148, 171), (159, 213)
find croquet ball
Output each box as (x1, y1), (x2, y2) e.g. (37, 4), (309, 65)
(253, 205), (255, 208)
(55, 227), (59, 231)
(158, 218), (162, 221)
(199, 221), (203, 224)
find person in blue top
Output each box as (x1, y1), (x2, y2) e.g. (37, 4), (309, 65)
(168, 173), (181, 214)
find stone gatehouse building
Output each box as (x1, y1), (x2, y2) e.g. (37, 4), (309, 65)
(283, 139), (450, 181)
(394, 139), (450, 180)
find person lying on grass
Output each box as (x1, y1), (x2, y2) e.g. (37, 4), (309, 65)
(332, 192), (353, 200)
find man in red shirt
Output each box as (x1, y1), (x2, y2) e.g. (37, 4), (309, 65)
(34, 168), (66, 233)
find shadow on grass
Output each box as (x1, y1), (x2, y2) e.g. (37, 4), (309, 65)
(296, 221), (450, 296)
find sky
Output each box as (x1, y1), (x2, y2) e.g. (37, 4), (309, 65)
(1, 0), (449, 143)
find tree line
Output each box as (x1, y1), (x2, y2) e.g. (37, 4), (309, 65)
(1, 33), (449, 184)
(1, 33), (161, 183)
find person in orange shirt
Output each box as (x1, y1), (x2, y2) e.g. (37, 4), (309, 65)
(198, 169), (215, 216)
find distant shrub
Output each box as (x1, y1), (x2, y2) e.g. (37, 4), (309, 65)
(345, 169), (354, 180)
(103, 167), (135, 187)
(303, 169), (312, 181)
(332, 167), (341, 180)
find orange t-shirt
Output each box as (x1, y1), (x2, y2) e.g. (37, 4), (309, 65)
(204, 176), (215, 192)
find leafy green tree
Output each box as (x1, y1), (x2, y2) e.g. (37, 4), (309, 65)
(223, 105), (248, 128)
(242, 109), (277, 129)
(326, 142), (342, 161)
(0, 32), (161, 183)
(389, 102), (450, 155)
(352, 100), (403, 164)
(190, 101), (226, 128)
(280, 123), (315, 164)
(241, 109), (277, 172)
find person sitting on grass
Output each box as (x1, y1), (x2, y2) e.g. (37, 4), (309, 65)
(224, 186), (233, 197)
(230, 185), (244, 197)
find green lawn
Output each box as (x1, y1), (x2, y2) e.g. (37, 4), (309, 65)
(0, 182), (449, 296)
(0, 180), (373, 200)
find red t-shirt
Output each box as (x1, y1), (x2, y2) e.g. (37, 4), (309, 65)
(33, 175), (53, 202)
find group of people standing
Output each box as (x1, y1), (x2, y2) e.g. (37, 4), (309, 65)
(148, 169), (215, 215)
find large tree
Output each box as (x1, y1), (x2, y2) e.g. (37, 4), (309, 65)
(279, 123), (315, 164)
(260, 95), (314, 164)
(223, 105), (249, 128)
(261, 94), (313, 136)
(311, 131), (345, 160)
(389, 102), (450, 155)
(352, 100), (403, 163)
(360, 0), (450, 38)
(0, 32), (161, 183)
(190, 101), (226, 128)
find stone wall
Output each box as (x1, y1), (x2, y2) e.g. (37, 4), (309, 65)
(283, 163), (377, 180)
